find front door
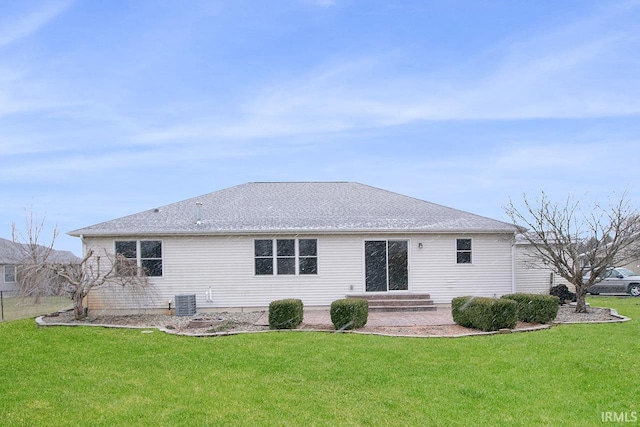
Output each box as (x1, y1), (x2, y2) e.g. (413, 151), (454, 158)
(365, 240), (408, 292)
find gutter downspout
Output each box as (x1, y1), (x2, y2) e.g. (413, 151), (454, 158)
(511, 237), (516, 294)
(79, 234), (88, 312)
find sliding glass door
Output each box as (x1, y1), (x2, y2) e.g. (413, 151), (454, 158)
(365, 240), (408, 292)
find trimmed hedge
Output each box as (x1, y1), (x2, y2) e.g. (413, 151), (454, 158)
(268, 299), (303, 330)
(330, 298), (368, 330)
(451, 296), (518, 332)
(501, 293), (559, 323)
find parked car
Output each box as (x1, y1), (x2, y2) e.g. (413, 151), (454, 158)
(586, 267), (640, 297)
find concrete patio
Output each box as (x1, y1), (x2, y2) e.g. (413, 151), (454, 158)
(256, 306), (454, 327)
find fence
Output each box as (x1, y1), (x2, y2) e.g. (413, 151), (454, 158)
(0, 290), (71, 322)
(1, 289), (16, 321)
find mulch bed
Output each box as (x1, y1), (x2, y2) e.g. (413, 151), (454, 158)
(38, 305), (626, 337)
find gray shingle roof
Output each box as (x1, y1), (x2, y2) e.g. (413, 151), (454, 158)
(69, 182), (517, 236)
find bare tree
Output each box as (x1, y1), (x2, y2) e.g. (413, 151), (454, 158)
(9, 210), (152, 320)
(506, 191), (640, 313)
(8, 211), (63, 302)
(49, 249), (151, 320)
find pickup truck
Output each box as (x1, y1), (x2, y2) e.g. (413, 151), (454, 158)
(586, 267), (640, 297)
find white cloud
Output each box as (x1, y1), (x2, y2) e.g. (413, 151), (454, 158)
(304, 0), (336, 7)
(0, 138), (280, 184)
(449, 33), (640, 120)
(133, 1), (640, 145)
(0, 1), (74, 49)
(0, 1), (93, 131)
(4, 0), (635, 153)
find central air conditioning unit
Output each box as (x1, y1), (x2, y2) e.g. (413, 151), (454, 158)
(175, 294), (196, 316)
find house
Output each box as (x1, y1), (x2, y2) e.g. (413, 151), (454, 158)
(69, 182), (552, 313)
(622, 258), (640, 273)
(0, 237), (79, 293)
(514, 234), (572, 293)
(0, 238), (23, 292)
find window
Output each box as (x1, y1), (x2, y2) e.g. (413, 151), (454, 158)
(365, 240), (408, 292)
(141, 241), (162, 276)
(298, 239), (318, 275)
(115, 241), (138, 276)
(115, 240), (163, 277)
(254, 240), (274, 275)
(254, 239), (318, 276)
(4, 265), (16, 283)
(277, 239), (296, 275)
(456, 238), (472, 264)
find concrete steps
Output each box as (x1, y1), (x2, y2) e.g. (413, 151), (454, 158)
(345, 293), (436, 312)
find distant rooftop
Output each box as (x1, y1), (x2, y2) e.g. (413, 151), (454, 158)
(69, 182), (517, 237)
(0, 237), (80, 264)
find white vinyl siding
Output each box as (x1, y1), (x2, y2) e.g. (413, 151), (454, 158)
(514, 244), (572, 293)
(83, 232), (516, 312)
(412, 234), (513, 302)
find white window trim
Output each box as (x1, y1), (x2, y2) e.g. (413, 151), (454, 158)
(4, 265), (17, 283)
(254, 238), (318, 276)
(114, 240), (164, 277)
(455, 238), (473, 265)
(276, 239), (296, 275)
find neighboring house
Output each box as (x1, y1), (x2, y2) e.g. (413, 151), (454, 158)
(622, 258), (640, 273)
(613, 232), (640, 273)
(0, 237), (79, 292)
(69, 182), (553, 313)
(574, 231), (640, 286)
(514, 234), (572, 293)
(0, 238), (22, 292)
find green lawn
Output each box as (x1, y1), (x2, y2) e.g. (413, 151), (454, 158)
(0, 295), (72, 322)
(0, 297), (638, 426)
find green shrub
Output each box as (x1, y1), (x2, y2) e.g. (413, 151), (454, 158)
(501, 293), (559, 323)
(451, 296), (474, 328)
(268, 299), (303, 330)
(451, 296), (518, 332)
(330, 298), (368, 330)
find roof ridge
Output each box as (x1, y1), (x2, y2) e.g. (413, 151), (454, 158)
(69, 182), (517, 237)
(249, 181), (353, 184)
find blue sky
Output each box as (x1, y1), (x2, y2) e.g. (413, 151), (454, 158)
(2, 0), (640, 254)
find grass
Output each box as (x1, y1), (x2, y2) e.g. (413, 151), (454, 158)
(0, 296), (638, 426)
(0, 295), (71, 321)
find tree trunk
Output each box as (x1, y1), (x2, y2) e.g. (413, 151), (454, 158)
(574, 285), (588, 313)
(73, 292), (86, 320)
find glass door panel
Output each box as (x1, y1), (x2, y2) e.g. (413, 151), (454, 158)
(388, 240), (408, 291)
(365, 241), (387, 292)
